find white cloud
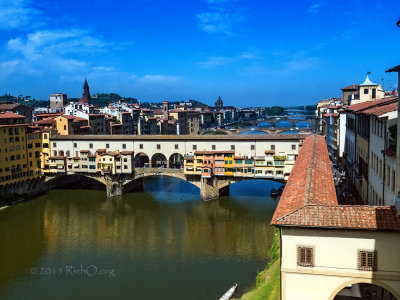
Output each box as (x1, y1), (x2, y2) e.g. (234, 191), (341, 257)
(198, 56), (232, 68)
(0, 0), (45, 30)
(308, 1), (323, 14)
(138, 75), (182, 83)
(196, 0), (242, 36)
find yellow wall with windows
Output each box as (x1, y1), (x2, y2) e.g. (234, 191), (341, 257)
(0, 125), (29, 185)
(54, 116), (70, 135)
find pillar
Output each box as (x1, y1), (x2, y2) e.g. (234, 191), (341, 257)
(199, 177), (230, 201)
(106, 181), (123, 197)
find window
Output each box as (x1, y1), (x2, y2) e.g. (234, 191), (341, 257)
(297, 246), (314, 267)
(212, 145), (216, 150)
(66, 150), (70, 157)
(124, 158), (127, 162)
(175, 144), (179, 149)
(292, 144), (296, 150)
(271, 145), (275, 150)
(157, 144), (161, 150)
(372, 88), (376, 99)
(53, 142), (56, 147)
(106, 144), (110, 148)
(64, 125), (66, 130)
(89, 143), (93, 149)
(193, 145), (197, 150)
(122, 144), (126, 149)
(358, 250), (376, 271)
(231, 145), (235, 150)
(251, 145), (255, 150)
(124, 165), (128, 169)
(74, 143), (77, 148)
(139, 144), (143, 149)
(364, 89), (369, 94)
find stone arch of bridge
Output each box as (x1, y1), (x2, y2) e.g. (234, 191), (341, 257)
(124, 173), (200, 190)
(216, 177), (285, 191)
(168, 153), (184, 169)
(45, 174), (107, 191)
(329, 279), (400, 300)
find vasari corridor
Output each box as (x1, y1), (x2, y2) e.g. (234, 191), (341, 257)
(1, 0), (400, 299)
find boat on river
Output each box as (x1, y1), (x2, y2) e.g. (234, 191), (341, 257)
(271, 188), (279, 197)
(219, 283), (237, 300)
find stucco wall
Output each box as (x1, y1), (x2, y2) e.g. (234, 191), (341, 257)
(281, 227), (400, 300)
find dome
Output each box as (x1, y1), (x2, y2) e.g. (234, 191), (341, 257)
(360, 75), (377, 86)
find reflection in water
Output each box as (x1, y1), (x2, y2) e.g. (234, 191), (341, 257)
(0, 177), (280, 300)
(295, 121), (311, 128)
(280, 130), (299, 134)
(257, 121), (271, 127)
(239, 130), (267, 135)
(274, 120), (292, 128)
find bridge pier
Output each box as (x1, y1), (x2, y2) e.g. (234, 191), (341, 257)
(106, 181), (123, 197)
(199, 177), (230, 201)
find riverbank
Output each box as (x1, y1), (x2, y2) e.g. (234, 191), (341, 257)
(235, 228), (280, 300)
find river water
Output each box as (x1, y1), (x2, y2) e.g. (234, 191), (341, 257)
(0, 177), (282, 300)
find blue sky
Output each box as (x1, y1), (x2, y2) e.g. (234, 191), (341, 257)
(0, 0), (399, 106)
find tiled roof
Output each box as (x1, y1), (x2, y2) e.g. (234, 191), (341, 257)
(34, 118), (55, 124)
(0, 103), (22, 109)
(120, 151), (134, 155)
(0, 112), (25, 119)
(346, 97), (397, 113)
(271, 134), (400, 232)
(341, 84), (359, 90)
(361, 101), (397, 116)
(273, 205), (400, 231)
(271, 135), (337, 224)
(323, 113), (339, 117)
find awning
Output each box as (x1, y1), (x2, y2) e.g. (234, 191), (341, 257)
(73, 164), (79, 167)
(57, 165), (64, 169)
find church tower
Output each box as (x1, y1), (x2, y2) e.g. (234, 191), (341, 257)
(78, 78), (91, 105)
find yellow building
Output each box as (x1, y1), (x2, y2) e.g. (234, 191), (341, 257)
(224, 153), (234, 176)
(26, 126), (44, 179)
(0, 112), (29, 185)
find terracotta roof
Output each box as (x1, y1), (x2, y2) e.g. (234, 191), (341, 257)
(33, 118), (55, 124)
(271, 134), (400, 232)
(120, 151), (134, 155)
(346, 97), (397, 113)
(80, 150), (90, 153)
(154, 109), (163, 114)
(272, 135), (337, 224)
(341, 84), (359, 91)
(265, 150), (275, 154)
(273, 205), (400, 231)
(323, 113), (339, 117)
(361, 101), (398, 116)
(234, 156), (244, 159)
(96, 149), (106, 152)
(0, 112), (25, 119)
(35, 113), (62, 117)
(0, 103), (23, 110)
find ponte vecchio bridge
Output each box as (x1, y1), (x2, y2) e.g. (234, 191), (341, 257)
(46, 134), (308, 200)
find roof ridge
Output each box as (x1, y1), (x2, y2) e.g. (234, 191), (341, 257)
(304, 135), (316, 205)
